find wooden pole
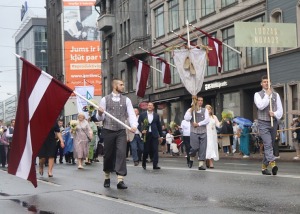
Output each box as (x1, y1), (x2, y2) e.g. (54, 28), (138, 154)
(73, 91), (131, 130)
(266, 47), (273, 127)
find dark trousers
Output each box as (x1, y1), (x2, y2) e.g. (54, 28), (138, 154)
(183, 136), (191, 158)
(102, 129), (127, 176)
(143, 133), (159, 167)
(0, 145), (7, 167)
(55, 142), (64, 163)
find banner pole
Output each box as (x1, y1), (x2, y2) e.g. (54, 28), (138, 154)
(266, 47), (273, 127)
(73, 91), (131, 130)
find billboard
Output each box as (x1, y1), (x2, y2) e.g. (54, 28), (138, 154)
(63, 0), (102, 96)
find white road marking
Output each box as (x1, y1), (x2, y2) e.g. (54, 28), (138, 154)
(224, 163), (250, 166)
(141, 166), (300, 179)
(74, 190), (175, 214)
(37, 179), (61, 187)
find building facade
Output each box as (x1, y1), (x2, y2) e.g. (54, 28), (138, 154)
(15, 17), (48, 97)
(95, 0), (152, 105)
(149, 0), (270, 126)
(267, 0), (300, 146)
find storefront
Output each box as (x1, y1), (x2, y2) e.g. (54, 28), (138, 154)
(149, 71), (265, 128)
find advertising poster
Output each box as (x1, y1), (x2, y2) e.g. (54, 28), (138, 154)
(63, 0), (102, 96)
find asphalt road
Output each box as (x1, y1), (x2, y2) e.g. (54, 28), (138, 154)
(1, 157), (300, 214)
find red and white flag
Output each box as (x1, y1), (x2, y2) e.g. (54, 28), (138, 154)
(8, 57), (73, 187)
(135, 59), (150, 98)
(208, 37), (223, 72)
(147, 52), (171, 84)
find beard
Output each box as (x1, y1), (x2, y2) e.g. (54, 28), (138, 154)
(116, 86), (124, 93)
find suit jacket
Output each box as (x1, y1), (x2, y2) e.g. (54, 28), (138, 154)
(138, 111), (162, 138)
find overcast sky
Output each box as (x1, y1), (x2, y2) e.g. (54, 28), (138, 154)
(0, 0), (46, 101)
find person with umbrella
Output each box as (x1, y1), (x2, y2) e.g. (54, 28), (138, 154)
(254, 75), (283, 175)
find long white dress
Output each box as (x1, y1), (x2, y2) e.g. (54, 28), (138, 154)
(206, 115), (220, 160)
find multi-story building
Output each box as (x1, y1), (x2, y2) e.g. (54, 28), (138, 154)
(267, 0), (300, 146)
(95, 0), (152, 106)
(150, 0), (270, 126)
(15, 17), (48, 97)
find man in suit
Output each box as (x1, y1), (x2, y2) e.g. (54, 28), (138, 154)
(138, 102), (162, 170)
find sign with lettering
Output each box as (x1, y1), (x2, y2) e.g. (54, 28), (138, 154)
(205, 81), (228, 90)
(234, 22), (297, 48)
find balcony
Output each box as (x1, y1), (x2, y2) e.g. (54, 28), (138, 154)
(97, 14), (115, 31)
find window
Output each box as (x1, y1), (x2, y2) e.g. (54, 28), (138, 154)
(291, 85), (298, 110)
(169, 0), (179, 31)
(221, 0), (237, 7)
(246, 16), (265, 66)
(156, 54), (165, 88)
(127, 19), (131, 44)
(121, 70), (128, 93)
(120, 24), (123, 47)
(201, 0), (215, 17)
(184, 0), (196, 22)
(170, 58), (181, 84)
(103, 77), (108, 96)
(222, 27), (240, 72)
(202, 35), (218, 76)
(155, 5), (164, 38)
(223, 92), (240, 117)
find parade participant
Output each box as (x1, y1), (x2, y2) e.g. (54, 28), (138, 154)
(6, 119), (15, 162)
(130, 108), (143, 166)
(138, 102), (163, 170)
(180, 119), (191, 165)
(73, 113), (93, 169)
(205, 105), (220, 168)
(54, 119), (64, 164)
(184, 96), (209, 170)
(97, 78), (137, 189)
(38, 120), (64, 177)
(0, 127), (9, 168)
(254, 75), (283, 175)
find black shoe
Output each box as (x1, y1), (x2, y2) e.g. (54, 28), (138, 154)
(198, 166), (206, 170)
(117, 181), (128, 189)
(134, 161), (139, 166)
(188, 161), (193, 168)
(272, 166), (278, 175)
(262, 169), (271, 175)
(153, 166), (161, 170)
(142, 162), (146, 170)
(104, 179), (110, 188)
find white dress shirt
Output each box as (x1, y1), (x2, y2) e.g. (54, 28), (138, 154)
(180, 120), (190, 136)
(254, 90), (283, 120)
(96, 92), (138, 128)
(147, 111), (154, 132)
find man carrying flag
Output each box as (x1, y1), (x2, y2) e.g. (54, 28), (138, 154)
(8, 56), (73, 187)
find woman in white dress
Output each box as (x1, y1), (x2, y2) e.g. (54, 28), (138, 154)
(205, 105), (220, 168)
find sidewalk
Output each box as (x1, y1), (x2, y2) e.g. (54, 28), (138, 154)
(159, 151), (300, 162)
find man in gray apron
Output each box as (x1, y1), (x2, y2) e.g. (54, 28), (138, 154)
(254, 75), (283, 175)
(184, 96), (209, 170)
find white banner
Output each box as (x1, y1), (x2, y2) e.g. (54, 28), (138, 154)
(74, 85), (94, 119)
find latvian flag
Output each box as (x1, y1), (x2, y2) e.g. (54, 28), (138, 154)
(8, 57), (73, 187)
(147, 52), (171, 84)
(134, 58), (150, 98)
(208, 37), (223, 73)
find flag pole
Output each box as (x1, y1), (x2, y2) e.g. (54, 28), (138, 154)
(266, 47), (273, 127)
(125, 53), (162, 73)
(73, 91), (131, 130)
(138, 47), (176, 68)
(190, 24), (242, 56)
(187, 20), (190, 49)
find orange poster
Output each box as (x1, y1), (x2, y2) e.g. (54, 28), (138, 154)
(65, 41), (101, 96)
(63, 0), (102, 96)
